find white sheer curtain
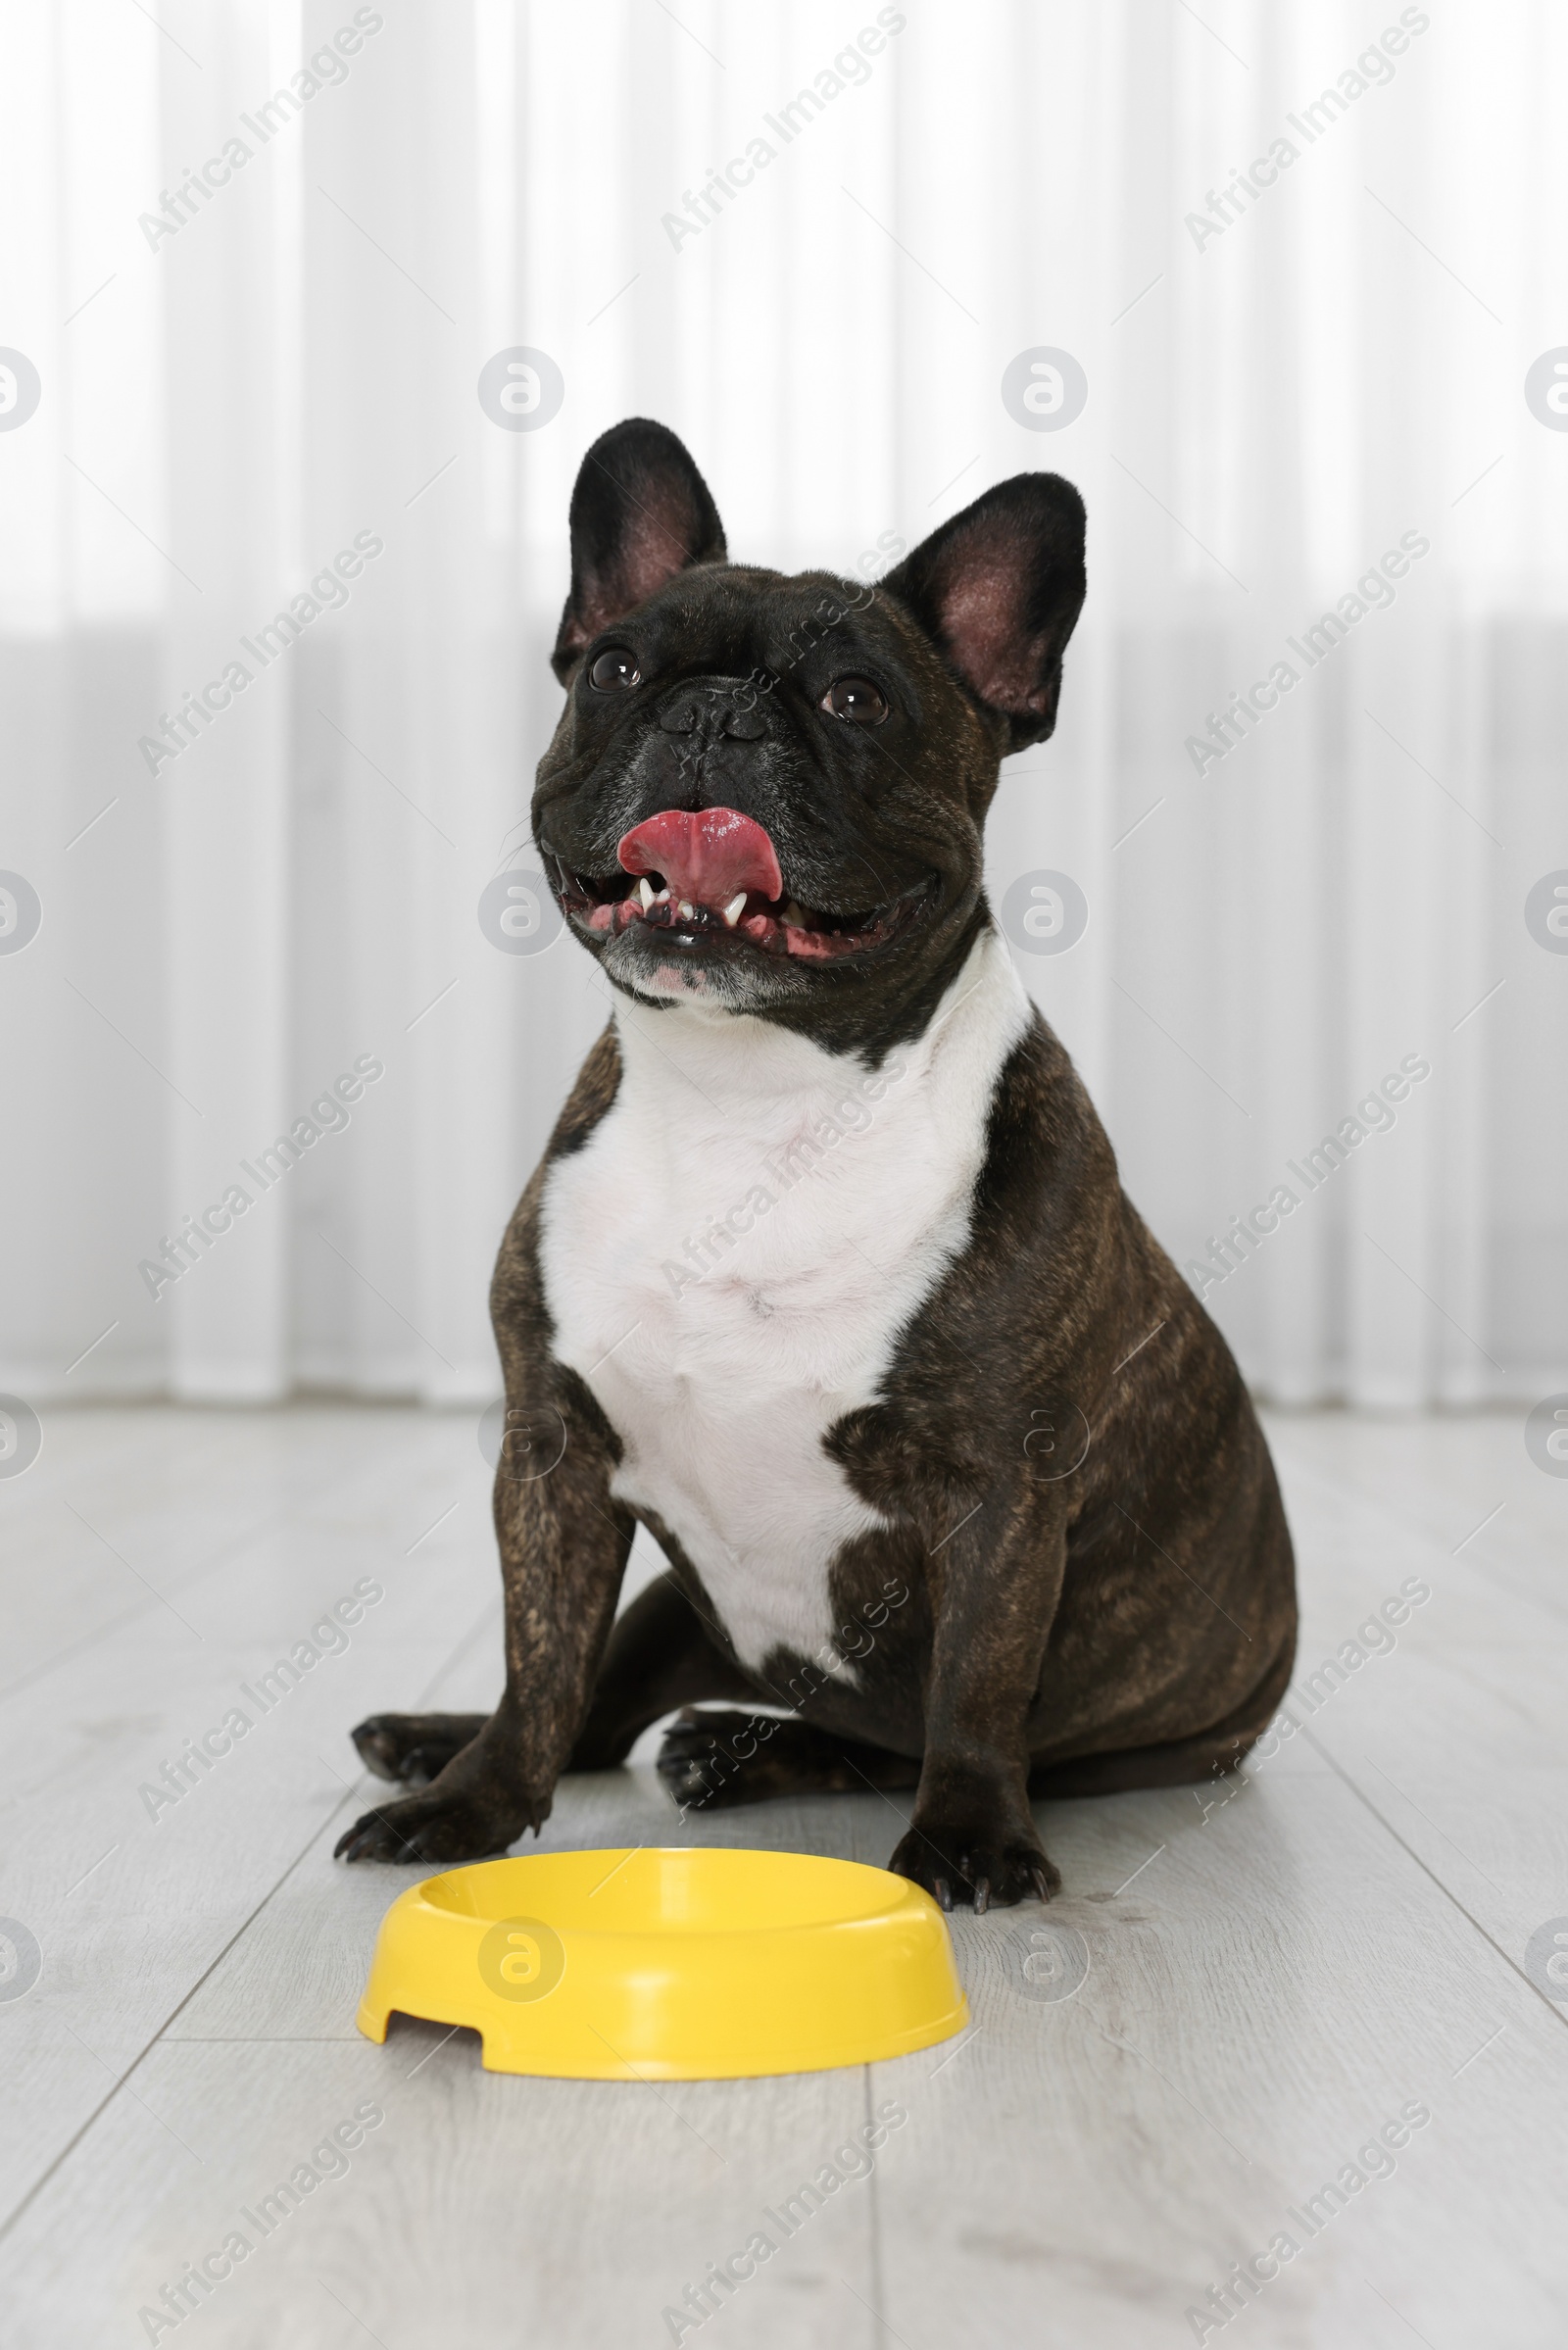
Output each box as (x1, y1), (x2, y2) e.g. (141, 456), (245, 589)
(2, 0), (1564, 1412)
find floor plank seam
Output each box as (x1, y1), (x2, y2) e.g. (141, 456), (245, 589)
(0, 1786), (366, 2246)
(1, 1436), (465, 1706)
(0, 1576), (505, 2239)
(860, 2063), (887, 2350)
(1273, 1442), (1566, 1629)
(1299, 1722), (1568, 2035)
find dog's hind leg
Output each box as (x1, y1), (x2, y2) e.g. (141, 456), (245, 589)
(656, 1708), (921, 1812)
(352, 1713), (490, 1787)
(352, 1573), (753, 1788)
(564, 1571), (758, 1770)
(1026, 1624), (1297, 1797)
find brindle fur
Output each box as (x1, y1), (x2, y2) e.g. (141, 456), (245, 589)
(339, 420), (1297, 1906)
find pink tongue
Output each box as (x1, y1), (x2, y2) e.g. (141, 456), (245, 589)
(616, 807), (783, 909)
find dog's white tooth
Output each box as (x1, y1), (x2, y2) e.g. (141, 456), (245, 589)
(722, 893), (747, 927)
(782, 900), (808, 928)
(638, 877), (655, 910)
(653, 887), (670, 904)
(678, 901), (695, 919)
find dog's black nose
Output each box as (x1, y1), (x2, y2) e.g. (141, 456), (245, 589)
(657, 681), (767, 743)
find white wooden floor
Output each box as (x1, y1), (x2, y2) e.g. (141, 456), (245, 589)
(2, 1403), (1566, 2349)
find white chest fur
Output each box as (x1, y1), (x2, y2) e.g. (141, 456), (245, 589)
(537, 928), (1031, 1673)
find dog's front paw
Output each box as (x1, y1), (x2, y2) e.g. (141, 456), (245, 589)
(889, 1814), (1059, 1913)
(333, 1784), (535, 1865)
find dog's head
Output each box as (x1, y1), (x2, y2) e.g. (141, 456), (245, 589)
(533, 418), (1086, 1051)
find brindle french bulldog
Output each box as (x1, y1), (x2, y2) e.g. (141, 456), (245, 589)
(337, 418), (1297, 1909)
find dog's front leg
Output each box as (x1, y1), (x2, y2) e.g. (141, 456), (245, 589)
(888, 1493), (1066, 1912)
(335, 1396), (633, 1864)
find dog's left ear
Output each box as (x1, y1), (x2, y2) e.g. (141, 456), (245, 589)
(882, 473), (1087, 752)
(552, 417), (727, 681)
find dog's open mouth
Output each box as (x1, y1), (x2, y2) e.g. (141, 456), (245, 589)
(548, 807), (929, 961)
(557, 872), (924, 959)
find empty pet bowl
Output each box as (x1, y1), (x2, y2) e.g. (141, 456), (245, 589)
(356, 1846), (968, 2080)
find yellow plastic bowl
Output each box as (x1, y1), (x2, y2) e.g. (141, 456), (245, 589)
(356, 1846), (968, 2080)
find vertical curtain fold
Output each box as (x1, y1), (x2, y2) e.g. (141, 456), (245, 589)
(1, 0), (1562, 1411)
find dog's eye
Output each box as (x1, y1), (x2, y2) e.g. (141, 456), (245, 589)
(589, 646), (642, 691)
(821, 675), (890, 726)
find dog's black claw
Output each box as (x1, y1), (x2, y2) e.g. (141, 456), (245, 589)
(891, 1819), (1059, 1910)
(335, 1787), (532, 1866)
(335, 1815), (411, 1863)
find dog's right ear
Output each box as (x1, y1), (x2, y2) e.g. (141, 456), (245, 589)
(552, 418), (727, 681)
